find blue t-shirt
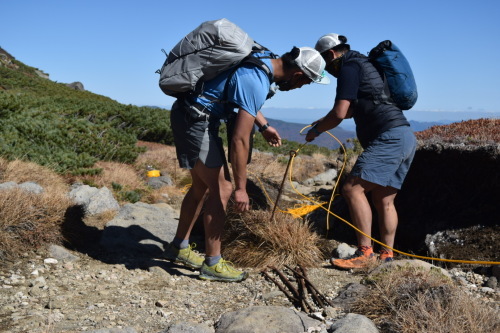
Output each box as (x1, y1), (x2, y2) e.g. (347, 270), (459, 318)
(192, 56), (273, 119)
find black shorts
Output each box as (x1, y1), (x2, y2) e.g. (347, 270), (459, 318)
(170, 100), (225, 169)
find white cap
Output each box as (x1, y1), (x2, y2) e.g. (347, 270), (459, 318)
(315, 33), (342, 54)
(294, 47), (330, 85)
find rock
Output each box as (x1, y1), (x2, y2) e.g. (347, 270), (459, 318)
(69, 184), (120, 215)
(34, 69), (49, 79)
(100, 202), (179, 257)
(43, 258), (58, 265)
(290, 181), (315, 196)
(261, 290), (283, 301)
(147, 175), (174, 189)
(0, 181), (18, 190)
(304, 169), (338, 186)
(334, 243), (356, 259)
(215, 306), (321, 333)
(160, 322), (214, 333)
(86, 328), (138, 333)
(0, 181), (44, 194)
(328, 313), (379, 333)
(369, 259), (451, 279)
(47, 244), (80, 262)
(485, 276), (497, 289)
(481, 287), (495, 294)
(331, 283), (369, 311)
(65, 81), (85, 91)
(18, 181), (44, 194)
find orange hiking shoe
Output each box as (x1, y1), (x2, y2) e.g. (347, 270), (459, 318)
(379, 249), (394, 262)
(331, 246), (376, 269)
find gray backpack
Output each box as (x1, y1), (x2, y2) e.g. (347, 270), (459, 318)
(157, 18), (260, 98)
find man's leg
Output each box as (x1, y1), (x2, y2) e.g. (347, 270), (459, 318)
(163, 164), (209, 269)
(194, 161), (248, 282)
(192, 160), (232, 257)
(372, 186), (398, 260)
(342, 176), (377, 247)
(174, 168), (209, 241)
(331, 176), (378, 269)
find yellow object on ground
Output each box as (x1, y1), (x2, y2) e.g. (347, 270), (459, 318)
(147, 169), (161, 177)
(286, 203), (325, 218)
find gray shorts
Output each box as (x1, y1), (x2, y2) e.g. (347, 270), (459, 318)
(350, 126), (416, 189)
(170, 100), (225, 169)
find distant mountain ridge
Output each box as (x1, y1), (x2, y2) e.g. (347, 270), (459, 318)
(266, 118), (448, 149)
(265, 118), (355, 149)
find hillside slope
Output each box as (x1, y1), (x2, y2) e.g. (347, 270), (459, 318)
(0, 47), (172, 173)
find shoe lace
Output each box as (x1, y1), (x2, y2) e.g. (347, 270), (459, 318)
(343, 246), (373, 260)
(380, 249), (393, 257)
(216, 259), (239, 273)
(359, 245), (373, 253)
(186, 243), (199, 258)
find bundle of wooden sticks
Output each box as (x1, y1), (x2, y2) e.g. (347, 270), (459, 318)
(261, 265), (334, 313)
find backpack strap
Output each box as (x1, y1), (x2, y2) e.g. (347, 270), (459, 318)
(221, 51), (277, 115)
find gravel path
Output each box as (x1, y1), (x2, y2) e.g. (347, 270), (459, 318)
(0, 249), (361, 333)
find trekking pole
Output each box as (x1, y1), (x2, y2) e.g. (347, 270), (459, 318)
(270, 149), (299, 222)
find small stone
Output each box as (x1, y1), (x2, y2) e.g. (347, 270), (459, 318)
(155, 300), (169, 308)
(485, 276), (497, 289)
(310, 312), (324, 320)
(481, 287), (495, 294)
(44, 258), (58, 265)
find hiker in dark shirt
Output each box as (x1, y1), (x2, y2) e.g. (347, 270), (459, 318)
(165, 46), (329, 282)
(305, 34), (417, 269)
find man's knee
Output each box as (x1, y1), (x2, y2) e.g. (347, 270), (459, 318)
(219, 180), (233, 201)
(342, 179), (361, 199)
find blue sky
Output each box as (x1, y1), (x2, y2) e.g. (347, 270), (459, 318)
(3, 0), (500, 124)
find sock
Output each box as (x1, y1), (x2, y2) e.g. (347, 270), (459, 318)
(172, 238), (189, 249)
(205, 255), (222, 266)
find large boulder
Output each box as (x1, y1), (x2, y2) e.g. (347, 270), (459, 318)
(100, 202), (180, 257)
(328, 313), (379, 333)
(69, 184), (120, 216)
(215, 306), (322, 333)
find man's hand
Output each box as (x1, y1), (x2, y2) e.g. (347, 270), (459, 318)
(262, 126), (282, 147)
(234, 188), (250, 212)
(305, 122), (322, 142)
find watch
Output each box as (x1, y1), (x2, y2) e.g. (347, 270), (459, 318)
(309, 125), (322, 136)
(259, 123), (270, 132)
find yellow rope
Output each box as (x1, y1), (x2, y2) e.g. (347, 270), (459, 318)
(286, 202), (326, 218)
(180, 184), (191, 194)
(253, 125), (500, 266)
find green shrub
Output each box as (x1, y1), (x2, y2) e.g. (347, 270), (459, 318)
(0, 63), (174, 173)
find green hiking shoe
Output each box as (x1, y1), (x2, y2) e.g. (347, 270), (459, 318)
(162, 243), (204, 269)
(199, 259), (248, 282)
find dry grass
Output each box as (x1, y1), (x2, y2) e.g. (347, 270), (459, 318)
(352, 265), (500, 333)
(71, 143), (186, 206)
(90, 161), (145, 189)
(0, 159), (68, 193)
(416, 118), (500, 143)
(222, 210), (324, 269)
(248, 152), (327, 184)
(0, 159), (72, 261)
(135, 141), (190, 184)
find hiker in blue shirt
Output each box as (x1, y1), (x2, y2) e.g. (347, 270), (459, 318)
(306, 34), (417, 269)
(165, 46), (329, 282)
